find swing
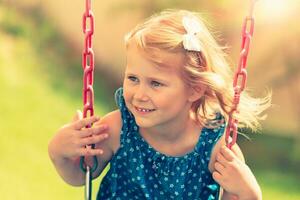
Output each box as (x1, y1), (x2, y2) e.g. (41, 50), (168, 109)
(79, 0), (258, 199)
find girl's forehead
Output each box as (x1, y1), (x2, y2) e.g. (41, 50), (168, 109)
(126, 44), (185, 74)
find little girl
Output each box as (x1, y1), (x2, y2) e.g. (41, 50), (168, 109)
(49, 10), (271, 200)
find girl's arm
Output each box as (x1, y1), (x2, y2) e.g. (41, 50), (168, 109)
(48, 110), (121, 186)
(209, 136), (262, 200)
(88, 110), (122, 180)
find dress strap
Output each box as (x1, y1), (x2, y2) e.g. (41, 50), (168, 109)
(114, 87), (136, 144)
(114, 87), (123, 111)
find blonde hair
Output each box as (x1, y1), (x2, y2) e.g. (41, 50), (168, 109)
(124, 9), (271, 131)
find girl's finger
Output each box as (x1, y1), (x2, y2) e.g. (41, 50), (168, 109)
(220, 145), (235, 161)
(79, 125), (109, 137)
(78, 148), (104, 156)
(72, 110), (83, 122)
(216, 152), (227, 165)
(230, 144), (245, 163)
(72, 116), (100, 130)
(80, 133), (109, 146)
(214, 161), (225, 174)
(212, 171), (223, 185)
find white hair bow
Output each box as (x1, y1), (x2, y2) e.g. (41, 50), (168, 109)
(182, 16), (202, 52)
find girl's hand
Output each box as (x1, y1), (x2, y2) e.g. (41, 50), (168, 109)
(212, 146), (262, 200)
(49, 110), (109, 161)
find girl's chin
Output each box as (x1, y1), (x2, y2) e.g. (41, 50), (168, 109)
(134, 118), (155, 128)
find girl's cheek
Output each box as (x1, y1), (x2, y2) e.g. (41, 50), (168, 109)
(123, 88), (132, 102)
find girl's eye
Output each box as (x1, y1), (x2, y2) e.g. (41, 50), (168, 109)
(127, 76), (138, 82)
(151, 81), (163, 87)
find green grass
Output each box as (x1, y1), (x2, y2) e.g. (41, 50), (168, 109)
(0, 4), (110, 200)
(256, 170), (300, 200)
(0, 3), (299, 200)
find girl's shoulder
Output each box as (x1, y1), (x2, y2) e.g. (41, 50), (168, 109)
(95, 109), (122, 154)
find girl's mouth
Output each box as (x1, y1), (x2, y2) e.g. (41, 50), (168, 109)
(134, 106), (156, 114)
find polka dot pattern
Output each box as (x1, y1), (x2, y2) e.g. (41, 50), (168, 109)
(97, 88), (225, 200)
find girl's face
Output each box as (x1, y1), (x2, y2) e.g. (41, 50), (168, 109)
(123, 45), (197, 130)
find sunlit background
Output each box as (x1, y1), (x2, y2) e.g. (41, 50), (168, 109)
(0, 0), (299, 199)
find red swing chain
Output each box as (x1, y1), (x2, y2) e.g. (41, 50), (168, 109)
(225, 0), (258, 149)
(81, 0), (97, 199)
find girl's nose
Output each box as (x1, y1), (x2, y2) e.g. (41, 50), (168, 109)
(134, 86), (149, 102)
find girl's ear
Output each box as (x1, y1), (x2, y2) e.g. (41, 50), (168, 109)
(188, 85), (206, 102)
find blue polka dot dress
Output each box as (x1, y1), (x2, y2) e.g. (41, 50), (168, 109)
(97, 87), (225, 200)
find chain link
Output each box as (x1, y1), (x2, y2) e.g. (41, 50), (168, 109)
(82, 0), (94, 119)
(225, 0), (257, 149)
(80, 1), (98, 199)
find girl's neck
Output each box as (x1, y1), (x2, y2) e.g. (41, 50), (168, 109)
(139, 111), (202, 156)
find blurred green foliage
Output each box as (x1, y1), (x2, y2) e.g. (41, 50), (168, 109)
(0, 3), (111, 200)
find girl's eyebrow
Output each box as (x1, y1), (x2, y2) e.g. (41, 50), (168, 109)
(125, 72), (138, 77)
(126, 73), (169, 83)
(147, 76), (168, 82)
